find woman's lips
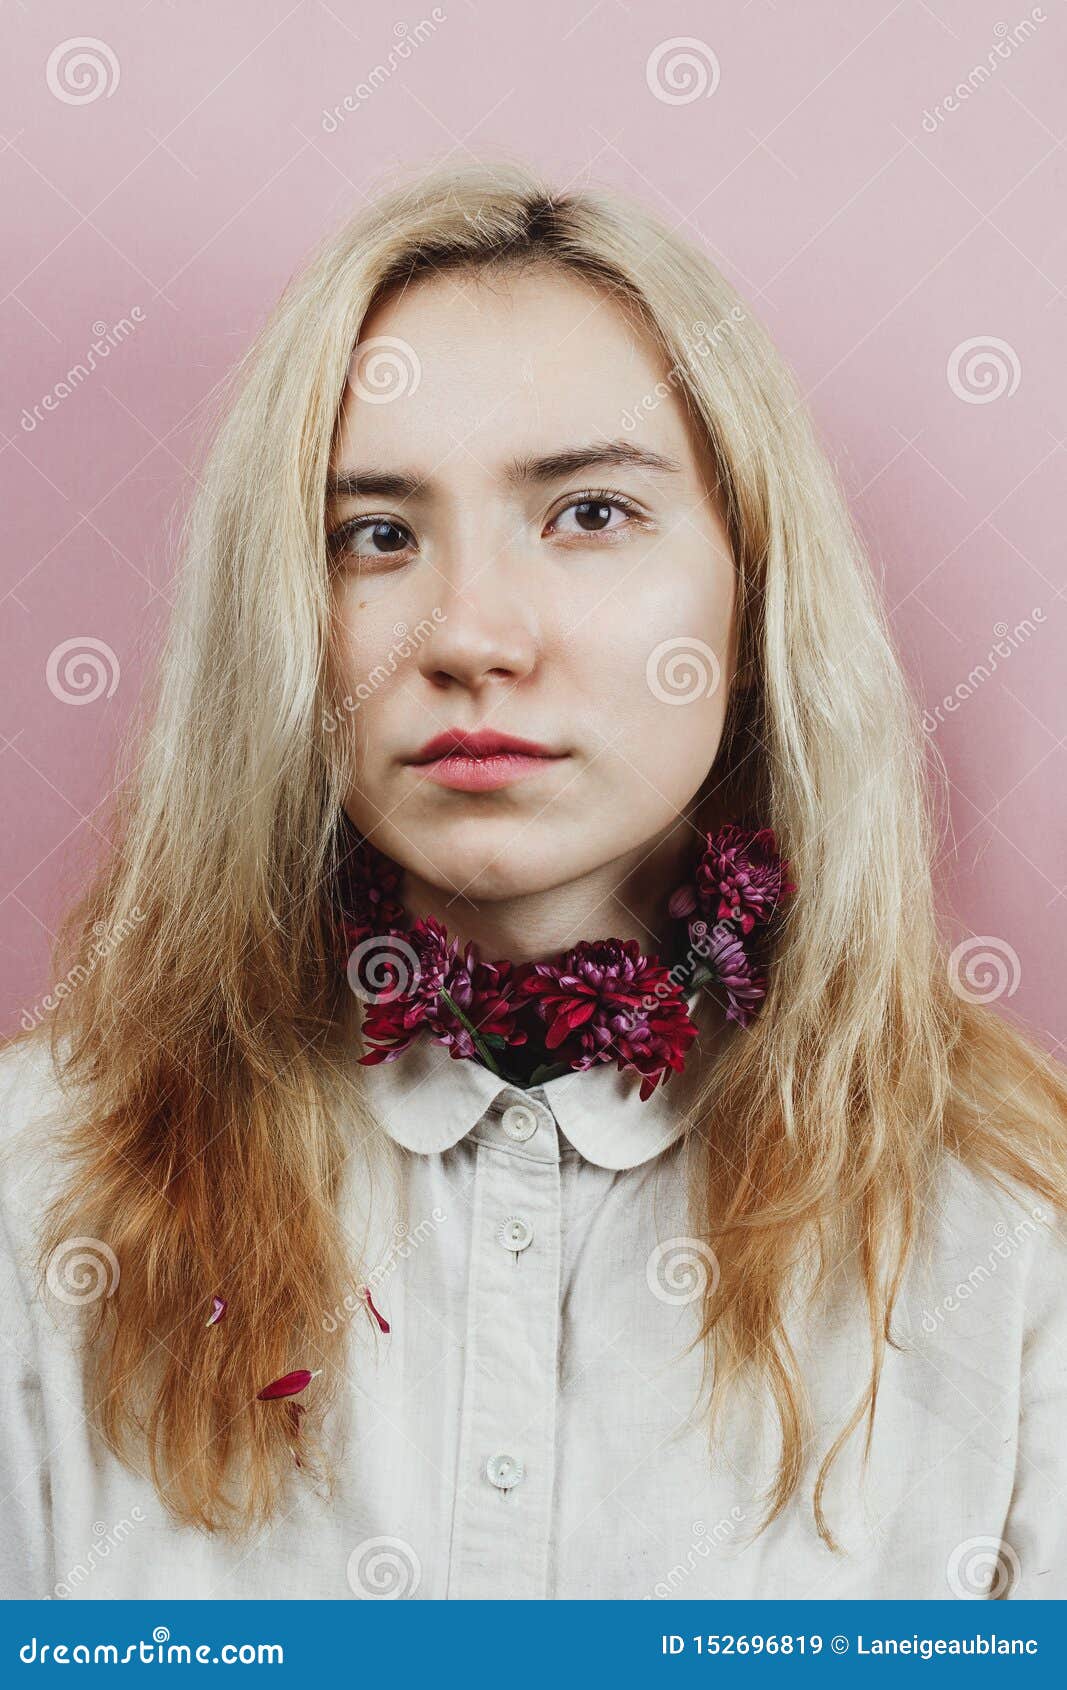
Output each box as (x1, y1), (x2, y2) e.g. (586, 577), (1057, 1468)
(415, 751), (568, 792)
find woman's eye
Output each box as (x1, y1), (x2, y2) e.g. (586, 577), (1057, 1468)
(546, 496), (643, 540)
(329, 518), (415, 565)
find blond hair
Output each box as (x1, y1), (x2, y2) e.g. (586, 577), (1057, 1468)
(19, 156), (1067, 1542)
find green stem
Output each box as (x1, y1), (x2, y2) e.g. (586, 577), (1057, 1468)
(438, 988), (504, 1077)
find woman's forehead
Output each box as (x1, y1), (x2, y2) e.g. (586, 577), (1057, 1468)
(336, 266), (704, 485)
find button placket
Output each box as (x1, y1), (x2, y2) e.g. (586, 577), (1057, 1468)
(447, 1094), (562, 1597)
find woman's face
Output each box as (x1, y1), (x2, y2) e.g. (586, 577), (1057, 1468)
(329, 264), (737, 907)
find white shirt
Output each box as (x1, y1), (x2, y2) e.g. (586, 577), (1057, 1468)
(1, 1024), (1065, 1601)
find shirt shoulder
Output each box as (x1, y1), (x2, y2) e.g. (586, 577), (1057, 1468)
(936, 1150), (1066, 1254)
(924, 1150), (1067, 1353)
(0, 1032), (80, 1263)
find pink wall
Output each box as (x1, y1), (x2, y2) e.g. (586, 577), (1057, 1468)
(2, 1), (1063, 1050)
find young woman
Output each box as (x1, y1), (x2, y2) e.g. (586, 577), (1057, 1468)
(2, 160), (1065, 1603)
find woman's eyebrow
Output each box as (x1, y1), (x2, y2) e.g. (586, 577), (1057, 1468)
(325, 440), (683, 504)
(326, 469), (424, 501)
(504, 440), (684, 485)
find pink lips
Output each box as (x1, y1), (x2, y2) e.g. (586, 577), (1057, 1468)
(406, 729), (568, 792)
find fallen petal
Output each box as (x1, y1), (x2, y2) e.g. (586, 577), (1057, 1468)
(362, 1287), (390, 1334)
(257, 1368), (314, 1401)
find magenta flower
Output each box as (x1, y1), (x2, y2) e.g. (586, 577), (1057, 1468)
(354, 917), (449, 1064)
(338, 819), (794, 1099)
(338, 837), (407, 949)
(693, 825), (795, 935)
(519, 939), (698, 1101)
(358, 916), (525, 1068)
(693, 920), (768, 1028)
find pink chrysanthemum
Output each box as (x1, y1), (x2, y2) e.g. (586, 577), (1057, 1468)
(358, 916), (526, 1066)
(690, 825), (795, 936)
(339, 818), (794, 1098)
(519, 939), (697, 1101)
(693, 920), (768, 1028)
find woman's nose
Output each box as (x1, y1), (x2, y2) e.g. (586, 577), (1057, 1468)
(416, 547), (540, 691)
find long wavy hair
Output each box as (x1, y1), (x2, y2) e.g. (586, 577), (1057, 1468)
(19, 157), (1067, 1544)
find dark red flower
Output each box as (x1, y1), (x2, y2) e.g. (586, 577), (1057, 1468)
(339, 818), (793, 1097)
(693, 826), (795, 935)
(338, 837), (407, 948)
(519, 939), (698, 1100)
(429, 946), (525, 1063)
(358, 916), (526, 1067)
(353, 918), (446, 1063)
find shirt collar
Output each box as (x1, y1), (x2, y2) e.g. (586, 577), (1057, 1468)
(354, 989), (716, 1172)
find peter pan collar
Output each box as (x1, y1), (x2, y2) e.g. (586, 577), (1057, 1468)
(355, 989), (715, 1172)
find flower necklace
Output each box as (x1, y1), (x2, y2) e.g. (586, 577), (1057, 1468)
(232, 825), (794, 1450)
(336, 824), (795, 1103)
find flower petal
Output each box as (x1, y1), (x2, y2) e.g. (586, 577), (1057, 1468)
(362, 1287), (390, 1334)
(256, 1368), (315, 1401)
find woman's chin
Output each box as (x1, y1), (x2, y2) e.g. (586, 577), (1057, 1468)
(419, 863), (568, 906)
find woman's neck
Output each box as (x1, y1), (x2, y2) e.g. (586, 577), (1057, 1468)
(400, 817), (699, 963)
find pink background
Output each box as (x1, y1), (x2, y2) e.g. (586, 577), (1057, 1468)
(1, 1), (1063, 1050)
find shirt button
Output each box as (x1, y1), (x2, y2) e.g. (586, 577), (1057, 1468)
(500, 1102), (539, 1142)
(485, 1452), (524, 1491)
(498, 1216), (533, 1253)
